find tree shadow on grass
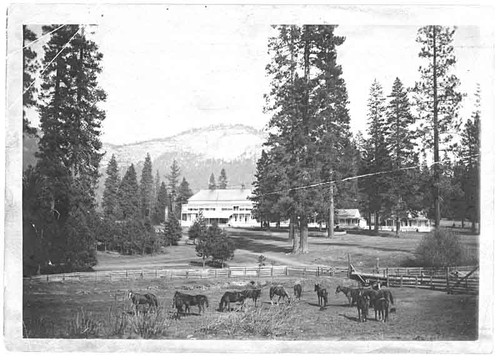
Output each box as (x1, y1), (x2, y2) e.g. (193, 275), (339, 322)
(314, 241), (413, 253)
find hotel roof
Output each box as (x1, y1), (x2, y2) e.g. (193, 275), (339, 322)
(188, 189), (253, 202)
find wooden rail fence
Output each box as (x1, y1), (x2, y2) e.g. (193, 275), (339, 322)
(25, 263), (479, 295)
(24, 265), (348, 283)
(349, 264), (479, 295)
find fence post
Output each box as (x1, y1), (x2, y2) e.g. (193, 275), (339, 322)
(317, 267), (320, 277)
(228, 268), (231, 278)
(400, 275), (403, 287)
(244, 267), (247, 277)
(126, 270), (128, 279)
(446, 267), (450, 294)
(414, 276), (418, 288)
(430, 275), (433, 289)
(285, 267), (288, 276)
(215, 269), (218, 278)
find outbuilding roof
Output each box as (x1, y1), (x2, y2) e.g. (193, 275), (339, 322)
(336, 209), (362, 218)
(188, 189), (253, 203)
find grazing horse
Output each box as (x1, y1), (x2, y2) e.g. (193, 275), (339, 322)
(219, 291), (246, 312)
(172, 291), (209, 314)
(374, 297), (389, 322)
(314, 284), (328, 308)
(335, 285), (357, 307)
(269, 285), (290, 305)
(293, 283), (302, 300)
(355, 290), (370, 322)
(128, 290), (158, 314)
(242, 289), (262, 306)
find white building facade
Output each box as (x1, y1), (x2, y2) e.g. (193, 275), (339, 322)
(181, 189), (259, 228)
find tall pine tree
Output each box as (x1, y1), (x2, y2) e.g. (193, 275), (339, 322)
(261, 25), (353, 253)
(359, 79), (390, 232)
(140, 153), (154, 219)
(385, 77), (418, 235)
(167, 160), (181, 217)
(208, 173), (217, 190)
(118, 164), (140, 220)
(414, 26), (463, 228)
(34, 24), (106, 269)
(102, 154), (120, 219)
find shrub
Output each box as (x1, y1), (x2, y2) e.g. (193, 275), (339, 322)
(414, 228), (465, 267)
(197, 301), (299, 338)
(66, 308), (102, 338)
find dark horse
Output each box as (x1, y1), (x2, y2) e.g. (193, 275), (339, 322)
(128, 290), (158, 315)
(294, 283), (303, 300)
(172, 291), (209, 315)
(374, 297), (389, 322)
(242, 289), (262, 306)
(219, 291), (246, 312)
(335, 285), (358, 307)
(355, 289), (370, 322)
(314, 284), (328, 308)
(367, 288), (394, 310)
(269, 285), (290, 305)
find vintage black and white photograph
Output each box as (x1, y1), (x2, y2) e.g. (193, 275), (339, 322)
(3, 2), (496, 353)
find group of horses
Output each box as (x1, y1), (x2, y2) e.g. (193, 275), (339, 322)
(335, 285), (395, 322)
(127, 281), (395, 323)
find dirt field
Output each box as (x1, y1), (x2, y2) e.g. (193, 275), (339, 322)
(23, 275), (478, 340)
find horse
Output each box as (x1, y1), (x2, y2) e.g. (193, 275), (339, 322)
(128, 290), (158, 315)
(374, 297), (389, 322)
(219, 291), (246, 312)
(355, 290), (370, 322)
(314, 284), (328, 308)
(293, 283), (302, 300)
(242, 289), (262, 306)
(367, 288), (394, 310)
(172, 291), (209, 314)
(335, 285), (357, 307)
(269, 285), (290, 305)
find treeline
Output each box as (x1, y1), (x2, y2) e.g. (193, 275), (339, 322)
(252, 25), (480, 253)
(98, 156), (193, 254)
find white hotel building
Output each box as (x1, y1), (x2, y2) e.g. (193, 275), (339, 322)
(180, 189), (259, 227)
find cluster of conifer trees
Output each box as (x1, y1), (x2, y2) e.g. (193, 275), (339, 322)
(252, 25), (480, 253)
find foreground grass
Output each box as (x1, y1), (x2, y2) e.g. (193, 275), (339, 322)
(23, 276), (478, 340)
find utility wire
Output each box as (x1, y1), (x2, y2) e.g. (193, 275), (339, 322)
(255, 153), (479, 197)
(9, 25), (81, 110)
(7, 24), (65, 58)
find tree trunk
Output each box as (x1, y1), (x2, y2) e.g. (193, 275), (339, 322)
(374, 211), (379, 232)
(432, 25), (441, 229)
(299, 217), (309, 254)
(395, 216), (400, 237)
(329, 181), (335, 239)
(290, 215), (300, 254)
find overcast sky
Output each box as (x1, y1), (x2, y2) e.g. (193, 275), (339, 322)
(23, 5), (491, 145)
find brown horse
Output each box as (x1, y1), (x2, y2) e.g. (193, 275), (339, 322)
(374, 297), (389, 322)
(219, 291), (246, 312)
(172, 291), (209, 314)
(294, 283), (303, 300)
(242, 288), (262, 306)
(314, 284), (328, 308)
(128, 290), (158, 315)
(269, 285), (290, 305)
(355, 290), (370, 322)
(335, 285), (357, 307)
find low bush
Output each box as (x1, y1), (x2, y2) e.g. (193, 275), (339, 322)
(197, 301), (300, 338)
(414, 228), (466, 267)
